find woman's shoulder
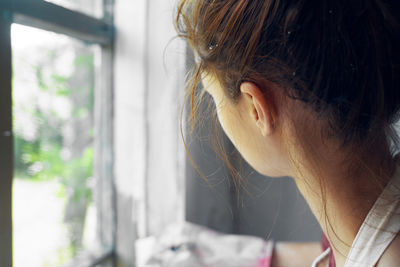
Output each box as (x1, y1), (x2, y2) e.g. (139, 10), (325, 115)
(376, 233), (400, 267)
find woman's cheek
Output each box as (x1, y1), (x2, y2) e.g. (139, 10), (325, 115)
(218, 109), (245, 154)
(216, 107), (235, 142)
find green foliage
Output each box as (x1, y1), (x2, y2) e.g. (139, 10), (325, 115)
(59, 147), (93, 202)
(42, 244), (75, 267)
(13, 49), (95, 204)
(14, 133), (93, 202)
(12, 26), (97, 266)
(74, 54), (94, 69)
(52, 74), (70, 96)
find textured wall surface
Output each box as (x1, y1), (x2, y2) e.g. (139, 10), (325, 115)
(114, 0), (186, 266)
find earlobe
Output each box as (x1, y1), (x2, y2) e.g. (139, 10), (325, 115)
(240, 82), (276, 137)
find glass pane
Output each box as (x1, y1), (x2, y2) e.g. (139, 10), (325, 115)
(45, 0), (103, 19)
(12, 24), (100, 267)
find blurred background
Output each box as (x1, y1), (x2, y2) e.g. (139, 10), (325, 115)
(0, 1), (321, 267)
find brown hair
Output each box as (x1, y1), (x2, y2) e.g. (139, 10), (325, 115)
(175, 0), (400, 249)
(176, 0), (400, 143)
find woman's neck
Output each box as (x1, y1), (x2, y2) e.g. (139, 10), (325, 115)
(291, 137), (395, 266)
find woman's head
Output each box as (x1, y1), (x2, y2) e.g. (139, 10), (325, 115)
(176, 0), (400, 254)
(176, 0), (400, 155)
(202, 73), (294, 176)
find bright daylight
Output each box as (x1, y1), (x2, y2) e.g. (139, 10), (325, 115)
(2, 1), (400, 267)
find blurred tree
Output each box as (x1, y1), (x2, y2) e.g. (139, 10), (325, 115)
(13, 35), (95, 255)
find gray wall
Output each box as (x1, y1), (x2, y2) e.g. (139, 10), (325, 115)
(185, 93), (322, 242)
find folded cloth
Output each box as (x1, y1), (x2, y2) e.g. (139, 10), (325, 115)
(136, 221), (274, 267)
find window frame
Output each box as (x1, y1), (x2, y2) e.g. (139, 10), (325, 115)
(0, 1), (116, 266)
(0, 16), (13, 267)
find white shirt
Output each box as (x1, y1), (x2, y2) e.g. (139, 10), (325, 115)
(312, 161), (400, 267)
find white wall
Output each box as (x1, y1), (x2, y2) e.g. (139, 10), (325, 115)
(113, 0), (186, 265)
(145, 0), (186, 236)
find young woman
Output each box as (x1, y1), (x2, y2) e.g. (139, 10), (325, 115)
(175, 0), (400, 266)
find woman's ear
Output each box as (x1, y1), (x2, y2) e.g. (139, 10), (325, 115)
(240, 82), (276, 136)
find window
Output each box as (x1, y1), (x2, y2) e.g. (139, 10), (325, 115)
(44, 0), (103, 18)
(1, 1), (188, 266)
(0, 1), (114, 266)
(12, 24), (100, 267)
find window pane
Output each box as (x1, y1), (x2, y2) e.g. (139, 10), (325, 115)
(45, 0), (103, 19)
(12, 24), (100, 267)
